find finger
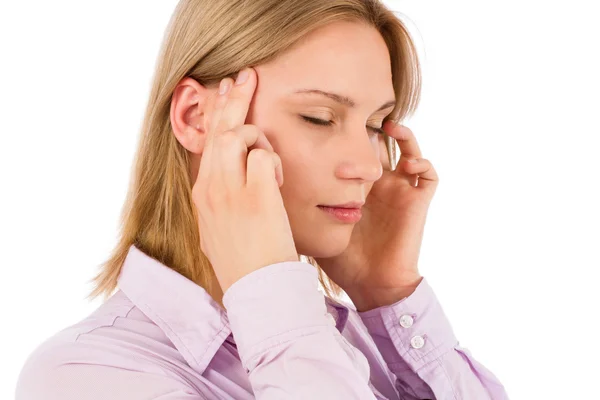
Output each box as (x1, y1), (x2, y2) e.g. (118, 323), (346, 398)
(198, 80), (232, 183)
(382, 122), (424, 185)
(214, 68), (257, 134)
(402, 158), (439, 191)
(383, 122), (422, 165)
(241, 127), (283, 187)
(210, 77), (235, 136)
(214, 125), (283, 189)
(246, 148), (282, 191)
(203, 88), (220, 137)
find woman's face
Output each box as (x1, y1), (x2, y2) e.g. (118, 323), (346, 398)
(248, 21), (396, 258)
(182, 20), (396, 258)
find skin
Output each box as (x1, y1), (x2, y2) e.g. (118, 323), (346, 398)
(170, 20), (439, 309)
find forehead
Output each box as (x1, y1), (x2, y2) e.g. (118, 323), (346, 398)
(255, 20), (395, 107)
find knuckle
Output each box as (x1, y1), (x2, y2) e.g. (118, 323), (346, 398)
(248, 147), (269, 160)
(218, 131), (247, 155)
(243, 125), (264, 144)
(216, 130), (239, 144)
(243, 124), (261, 136)
(203, 182), (230, 210)
(271, 151), (281, 163)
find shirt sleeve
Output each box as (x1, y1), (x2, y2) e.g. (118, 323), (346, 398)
(15, 361), (204, 400)
(222, 261), (379, 400)
(356, 277), (510, 400)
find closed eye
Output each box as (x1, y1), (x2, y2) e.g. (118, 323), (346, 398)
(300, 116), (385, 135)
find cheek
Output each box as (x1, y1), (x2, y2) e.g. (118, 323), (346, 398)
(279, 150), (314, 191)
(277, 145), (323, 207)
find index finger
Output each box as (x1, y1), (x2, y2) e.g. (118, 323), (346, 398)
(383, 121), (422, 163)
(213, 67), (257, 135)
(197, 88), (221, 181)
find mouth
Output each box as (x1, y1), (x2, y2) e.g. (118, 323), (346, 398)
(317, 205), (362, 223)
(319, 201), (365, 209)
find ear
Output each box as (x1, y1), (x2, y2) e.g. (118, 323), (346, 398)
(170, 77), (214, 155)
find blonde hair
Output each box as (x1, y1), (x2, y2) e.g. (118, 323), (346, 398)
(86, 0), (421, 306)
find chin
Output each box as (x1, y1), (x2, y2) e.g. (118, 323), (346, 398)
(295, 226), (353, 258)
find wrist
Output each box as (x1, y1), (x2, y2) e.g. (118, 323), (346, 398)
(347, 275), (423, 312)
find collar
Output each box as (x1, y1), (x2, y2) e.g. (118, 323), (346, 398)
(117, 244), (351, 374)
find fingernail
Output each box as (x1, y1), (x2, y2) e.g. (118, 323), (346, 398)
(235, 69), (249, 85)
(219, 79), (231, 95)
(408, 159), (418, 163)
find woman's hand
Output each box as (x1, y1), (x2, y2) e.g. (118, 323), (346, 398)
(192, 67), (299, 294)
(315, 122), (439, 312)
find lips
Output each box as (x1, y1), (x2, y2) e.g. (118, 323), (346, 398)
(317, 205), (363, 223)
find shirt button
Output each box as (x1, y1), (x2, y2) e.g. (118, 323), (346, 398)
(399, 314), (414, 328)
(410, 335), (425, 349)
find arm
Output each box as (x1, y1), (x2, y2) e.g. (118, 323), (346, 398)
(356, 277), (509, 400)
(223, 261), (378, 400)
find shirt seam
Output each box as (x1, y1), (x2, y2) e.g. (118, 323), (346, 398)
(74, 304), (136, 342)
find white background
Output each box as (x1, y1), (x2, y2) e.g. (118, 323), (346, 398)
(1, 1), (598, 399)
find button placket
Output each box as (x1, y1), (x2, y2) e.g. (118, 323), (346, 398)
(397, 313), (426, 349)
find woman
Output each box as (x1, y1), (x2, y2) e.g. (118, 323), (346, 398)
(16, 0), (509, 399)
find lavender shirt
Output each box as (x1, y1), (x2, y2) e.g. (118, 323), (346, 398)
(16, 244), (508, 399)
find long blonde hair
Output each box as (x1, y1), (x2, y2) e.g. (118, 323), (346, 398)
(86, 0), (421, 306)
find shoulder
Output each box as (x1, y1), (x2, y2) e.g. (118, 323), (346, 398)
(15, 291), (199, 399)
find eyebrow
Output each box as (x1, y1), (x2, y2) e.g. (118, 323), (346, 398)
(293, 89), (396, 112)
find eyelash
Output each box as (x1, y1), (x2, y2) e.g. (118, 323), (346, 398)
(300, 116), (385, 135)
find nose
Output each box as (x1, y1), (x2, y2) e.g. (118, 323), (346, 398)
(334, 132), (383, 182)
